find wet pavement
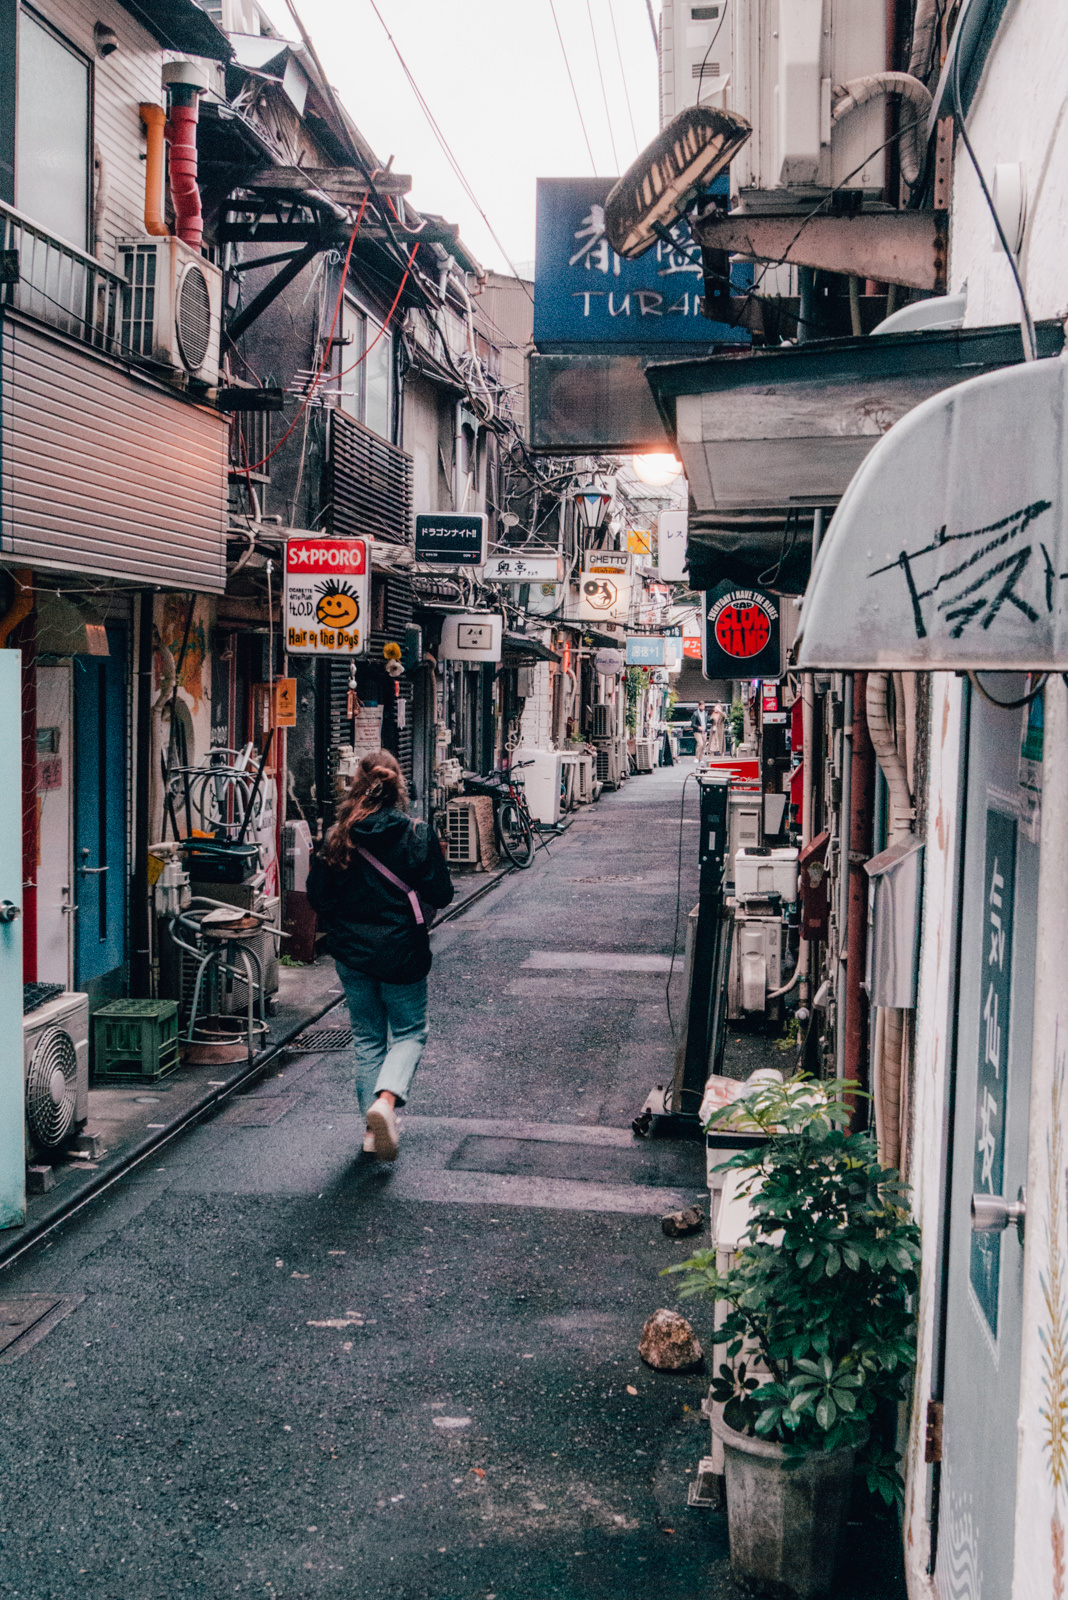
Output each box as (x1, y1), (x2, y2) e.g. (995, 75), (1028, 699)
(0, 766), (906, 1599)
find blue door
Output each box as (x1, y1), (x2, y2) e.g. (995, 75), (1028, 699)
(73, 632), (126, 988)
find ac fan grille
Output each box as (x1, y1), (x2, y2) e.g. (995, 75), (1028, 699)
(25, 1025), (77, 1151)
(176, 265), (212, 372)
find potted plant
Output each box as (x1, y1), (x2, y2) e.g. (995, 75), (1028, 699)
(666, 1077), (919, 1599)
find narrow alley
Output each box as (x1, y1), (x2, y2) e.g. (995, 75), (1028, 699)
(0, 770), (903, 1600)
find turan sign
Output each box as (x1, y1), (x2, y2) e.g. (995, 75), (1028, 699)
(415, 514), (487, 568)
(533, 176), (750, 349)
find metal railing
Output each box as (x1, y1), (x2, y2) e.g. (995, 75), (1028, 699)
(0, 201), (126, 356)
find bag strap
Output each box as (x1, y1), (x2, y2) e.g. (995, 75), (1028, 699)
(356, 846), (425, 926)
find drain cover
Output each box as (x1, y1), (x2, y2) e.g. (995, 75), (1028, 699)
(291, 1027), (353, 1052)
(0, 1294), (82, 1362)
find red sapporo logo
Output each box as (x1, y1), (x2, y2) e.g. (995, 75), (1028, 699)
(708, 590), (777, 658)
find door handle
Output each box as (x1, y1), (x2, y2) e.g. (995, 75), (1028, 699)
(79, 848), (108, 877)
(972, 1187), (1026, 1242)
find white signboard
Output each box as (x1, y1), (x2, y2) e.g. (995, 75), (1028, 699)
(657, 509), (688, 581)
(482, 554), (564, 583)
(578, 551), (631, 623)
(284, 536), (369, 656)
(438, 613), (503, 663)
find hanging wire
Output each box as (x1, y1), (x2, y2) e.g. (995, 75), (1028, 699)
(585, 0), (621, 172)
(548, 0), (599, 174)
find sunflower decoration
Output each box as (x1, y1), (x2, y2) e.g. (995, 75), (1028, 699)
(383, 640), (404, 679)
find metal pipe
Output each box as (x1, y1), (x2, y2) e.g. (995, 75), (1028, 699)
(845, 672), (875, 1095)
(138, 104), (168, 238)
(835, 674), (853, 1081)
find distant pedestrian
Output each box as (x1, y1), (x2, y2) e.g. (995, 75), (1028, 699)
(711, 703), (727, 755)
(307, 751), (454, 1162)
(691, 702), (708, 763)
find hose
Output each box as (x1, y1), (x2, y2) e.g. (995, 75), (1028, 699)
(165, 95), (203, 250)
(866, 672), (913, 842)
(139, 104), (168, 237)
(831, 72), (933, 186)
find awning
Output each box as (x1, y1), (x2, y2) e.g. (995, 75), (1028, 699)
(502, 633), (561, 663)
(797, 349), (1068, 670)
(645, 321), (1064, 519)
(688, 508), (816, 595)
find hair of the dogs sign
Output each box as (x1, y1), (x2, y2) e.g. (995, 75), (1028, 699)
(284, 536), (370, 656)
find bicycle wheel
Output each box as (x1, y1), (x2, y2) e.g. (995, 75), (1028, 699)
(497, 800), (535, 867)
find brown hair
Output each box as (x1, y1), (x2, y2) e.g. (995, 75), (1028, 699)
(322, 750), (409, 870)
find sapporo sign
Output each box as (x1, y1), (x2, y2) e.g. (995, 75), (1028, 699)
(284, 536), (369, 656)
(702, 581), (782, 680)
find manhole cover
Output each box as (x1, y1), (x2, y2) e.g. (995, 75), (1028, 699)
(291, 1027), (353, 1053)
(446, 1135), (705, 1189)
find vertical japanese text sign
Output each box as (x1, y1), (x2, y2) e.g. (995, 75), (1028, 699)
(284, 537), (369, 656)
(970, 808), (1016, 1335)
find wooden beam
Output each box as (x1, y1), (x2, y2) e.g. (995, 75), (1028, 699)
(693, 210), (948, 293)
(243, 166), (412, 197)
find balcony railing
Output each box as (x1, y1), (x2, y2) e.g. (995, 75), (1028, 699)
(0, 201), (126, 357)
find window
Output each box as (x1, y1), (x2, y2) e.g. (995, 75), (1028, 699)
(16, 9), (90, 248)
(337, 295), (392, 440)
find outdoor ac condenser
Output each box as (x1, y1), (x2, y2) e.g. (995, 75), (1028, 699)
(23, 993), (89, 1160)
(117, 238), (223, 386)
(511, 748), (563, 825)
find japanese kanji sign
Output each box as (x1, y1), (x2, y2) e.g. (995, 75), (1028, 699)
(284, 537), (369, 657)
(970, 808), (1016, 1336)
(533, 177), (750, 348)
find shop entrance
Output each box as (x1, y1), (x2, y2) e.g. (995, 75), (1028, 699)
(934, 683), (1037, 1599)
(72, 633), (127, 991)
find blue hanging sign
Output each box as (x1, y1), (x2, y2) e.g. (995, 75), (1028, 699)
(626, 636), (666, 666)
(533, 177), (750, 348)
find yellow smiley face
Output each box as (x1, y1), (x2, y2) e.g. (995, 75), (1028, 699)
(315, 582), (360, 630)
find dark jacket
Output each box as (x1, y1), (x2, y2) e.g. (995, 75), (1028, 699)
(306, 807), (455, 985)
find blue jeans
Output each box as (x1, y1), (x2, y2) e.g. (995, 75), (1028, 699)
(336, 964), (429, 1116)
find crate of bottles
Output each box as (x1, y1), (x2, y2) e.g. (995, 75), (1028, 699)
(92, 999), (180, 1082)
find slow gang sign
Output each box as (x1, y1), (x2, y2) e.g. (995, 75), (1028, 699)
(703, 584), (781, 680)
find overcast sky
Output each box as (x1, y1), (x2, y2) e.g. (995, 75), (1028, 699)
(257, 0), (661, 276)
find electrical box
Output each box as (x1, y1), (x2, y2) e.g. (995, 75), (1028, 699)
(734, 846), (799, 903)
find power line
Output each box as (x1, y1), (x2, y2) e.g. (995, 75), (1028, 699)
(367, 0), (534, 297)
(607, 0), (640, 157)
(548, 0), (599, 174)
(586, 0), (621, 172)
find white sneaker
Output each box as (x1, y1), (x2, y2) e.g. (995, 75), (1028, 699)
(366, 1098), (400, 1161)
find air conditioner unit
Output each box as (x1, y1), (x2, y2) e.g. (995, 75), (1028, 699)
(595, 745), (624, 790)
(24, 992), (89, 1159)
(118, 237), (223, 386)
(591, 703), (613, 740)
(730, 0), (888, 203)
(575, 753), (595, 804)
(634, 740), (655, 772)
(445, 798), (484, 864)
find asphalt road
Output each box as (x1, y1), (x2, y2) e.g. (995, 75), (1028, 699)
(0, 766), (906, 1599)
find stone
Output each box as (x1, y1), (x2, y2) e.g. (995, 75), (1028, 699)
(661, 1204), (704, 1238)
(639, 1308), (704, 1372)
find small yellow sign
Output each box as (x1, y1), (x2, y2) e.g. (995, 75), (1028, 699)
(627, 530), (652, 555)
(273, 677), (297, 727)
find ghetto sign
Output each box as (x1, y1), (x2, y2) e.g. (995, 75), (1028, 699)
(284, 536), (369, 656)
(703, 583), (781, 680)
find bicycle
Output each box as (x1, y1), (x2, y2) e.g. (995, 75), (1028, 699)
(462, 760), (539, 868)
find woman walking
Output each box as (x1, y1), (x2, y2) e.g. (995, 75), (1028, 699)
(307, 751), (454, 1162)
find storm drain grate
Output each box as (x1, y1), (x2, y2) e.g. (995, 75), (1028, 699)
(290, 1026), (353, 1053)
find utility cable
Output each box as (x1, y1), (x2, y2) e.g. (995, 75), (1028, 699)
(694, 0), (729, 102)
(951, 40), (1036, 362)
(586, 0), (621, 172)
(367, 0), (533, 295)
(335, 243), (418, 378)
(607, 0), (640, 157)
(549, 0), (599, 174)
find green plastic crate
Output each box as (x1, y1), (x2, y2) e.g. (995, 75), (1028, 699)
(92, 999), (180, 1082)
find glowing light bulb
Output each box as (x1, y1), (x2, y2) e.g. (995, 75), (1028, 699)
(631, 453), (682, 487)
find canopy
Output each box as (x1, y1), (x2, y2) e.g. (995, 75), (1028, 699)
(798, 351), (1068, 670)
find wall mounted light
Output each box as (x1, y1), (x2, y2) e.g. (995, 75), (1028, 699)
(93, 22), (119, 56)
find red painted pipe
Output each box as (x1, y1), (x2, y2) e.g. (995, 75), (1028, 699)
(845, 672), (876, 1114)
(164, 99), (202, 250)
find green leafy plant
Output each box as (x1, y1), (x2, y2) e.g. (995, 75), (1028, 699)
(730, 700), (745, 747)
(665, 1077), (919, 1504)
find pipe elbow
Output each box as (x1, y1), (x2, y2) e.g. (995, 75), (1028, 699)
(139, 102), (169, 238)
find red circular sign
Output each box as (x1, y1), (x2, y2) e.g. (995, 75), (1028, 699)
(713, 602), (771, 659)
